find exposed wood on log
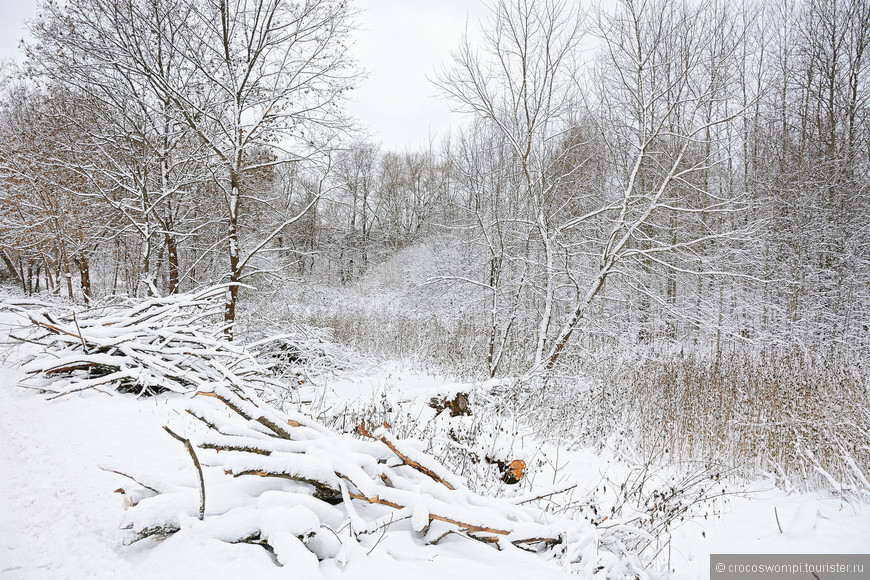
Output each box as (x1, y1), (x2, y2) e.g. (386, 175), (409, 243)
(377, 435), (456, 490)
(428, 392), (471, 417)
(345, 490), (510, 537)
(356, 422), (456, 491)
(199, 442), (272, 456)
(43, 362), (101, 375)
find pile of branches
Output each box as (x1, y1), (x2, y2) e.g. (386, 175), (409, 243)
(245, 323), (359, 381)
(118, 382), (597, 564)
(12, 286), (282, 399)
(7, 287), (638, 576)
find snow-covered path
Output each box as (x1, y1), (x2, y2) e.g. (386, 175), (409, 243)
(0, 382), (170, 579)
(0, 355), (291, 580)
(0, 305), (289, 579)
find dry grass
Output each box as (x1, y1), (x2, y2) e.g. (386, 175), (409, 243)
(257, 280), (530, 379)
(621, 351), (870, 493)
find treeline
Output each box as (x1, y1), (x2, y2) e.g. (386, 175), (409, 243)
(1, 0), (868, 373)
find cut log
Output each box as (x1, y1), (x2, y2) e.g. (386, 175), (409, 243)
(428, 391), (471, 417)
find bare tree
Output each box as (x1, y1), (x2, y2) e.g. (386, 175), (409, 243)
(24, 0), (215, 297)
(23, 0), (357, 333)
(437, 0), (587, 368)
(752, 0), (870, 353)
(436, 0), (751, 375)
(448, 119), (534, 377)
(334, 141), (379, 282)
(0, 82), (112, 302)
(154, 0), (357, 334)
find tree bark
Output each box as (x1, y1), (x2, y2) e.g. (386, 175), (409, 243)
(77, 253), (91, 305)
(224, 170), (242, 340)
(165, 231), (179, 295)
(1, 250), (24, 290)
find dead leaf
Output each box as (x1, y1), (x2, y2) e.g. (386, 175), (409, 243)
(355, 420), (373, 438)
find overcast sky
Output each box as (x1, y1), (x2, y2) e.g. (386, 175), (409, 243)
(0, 0), (37, 63)
(0, 0), (488, 152)
(348, 0), (488, 151)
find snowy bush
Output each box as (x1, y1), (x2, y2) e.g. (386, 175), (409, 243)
(544, 349), (870, 497)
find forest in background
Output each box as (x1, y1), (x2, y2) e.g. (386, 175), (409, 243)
(1, 0), (868, 491)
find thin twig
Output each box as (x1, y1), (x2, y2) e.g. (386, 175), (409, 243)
(163, 425), (206, 520)
(99, 467), (160, 494)
(367, 513), (394, 555)
(511, 483), (578, 505)
(71, 312), (89, 354)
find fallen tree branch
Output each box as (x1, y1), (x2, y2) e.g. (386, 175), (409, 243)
(228, 468), (341, 502)
(99, 467), (160, 494)
(356, 421), (457, 490)
(377, 432), (455, 490)
(163, 425), (206, 520)
(346, 489), (510, 537)
(71, 312), (89, 353)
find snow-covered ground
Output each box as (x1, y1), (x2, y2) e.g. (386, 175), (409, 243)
(1, 306), (868, 579)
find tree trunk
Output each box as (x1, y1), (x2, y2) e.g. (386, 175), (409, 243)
(0, 250), (24, 290)
(224, 170), (242, 340)
(64, 262), (74, 300)
(487, 254), (499, 378)
(40, 252), (56, 291)
(19, 260), (28, 295)
(545, 267), (611, 371)
(166, 232), (179, 295)
(78, 254), (91, 305)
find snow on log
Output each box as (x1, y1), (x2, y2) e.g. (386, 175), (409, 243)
(124, 380), (577, 555)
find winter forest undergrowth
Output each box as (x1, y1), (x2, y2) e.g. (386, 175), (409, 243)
(1, 0), (869, 577)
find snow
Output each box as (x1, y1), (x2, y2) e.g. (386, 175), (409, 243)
(0, 353), (574, 579)
(2, 304), (869, 579)
(666, 489), (870, 577)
